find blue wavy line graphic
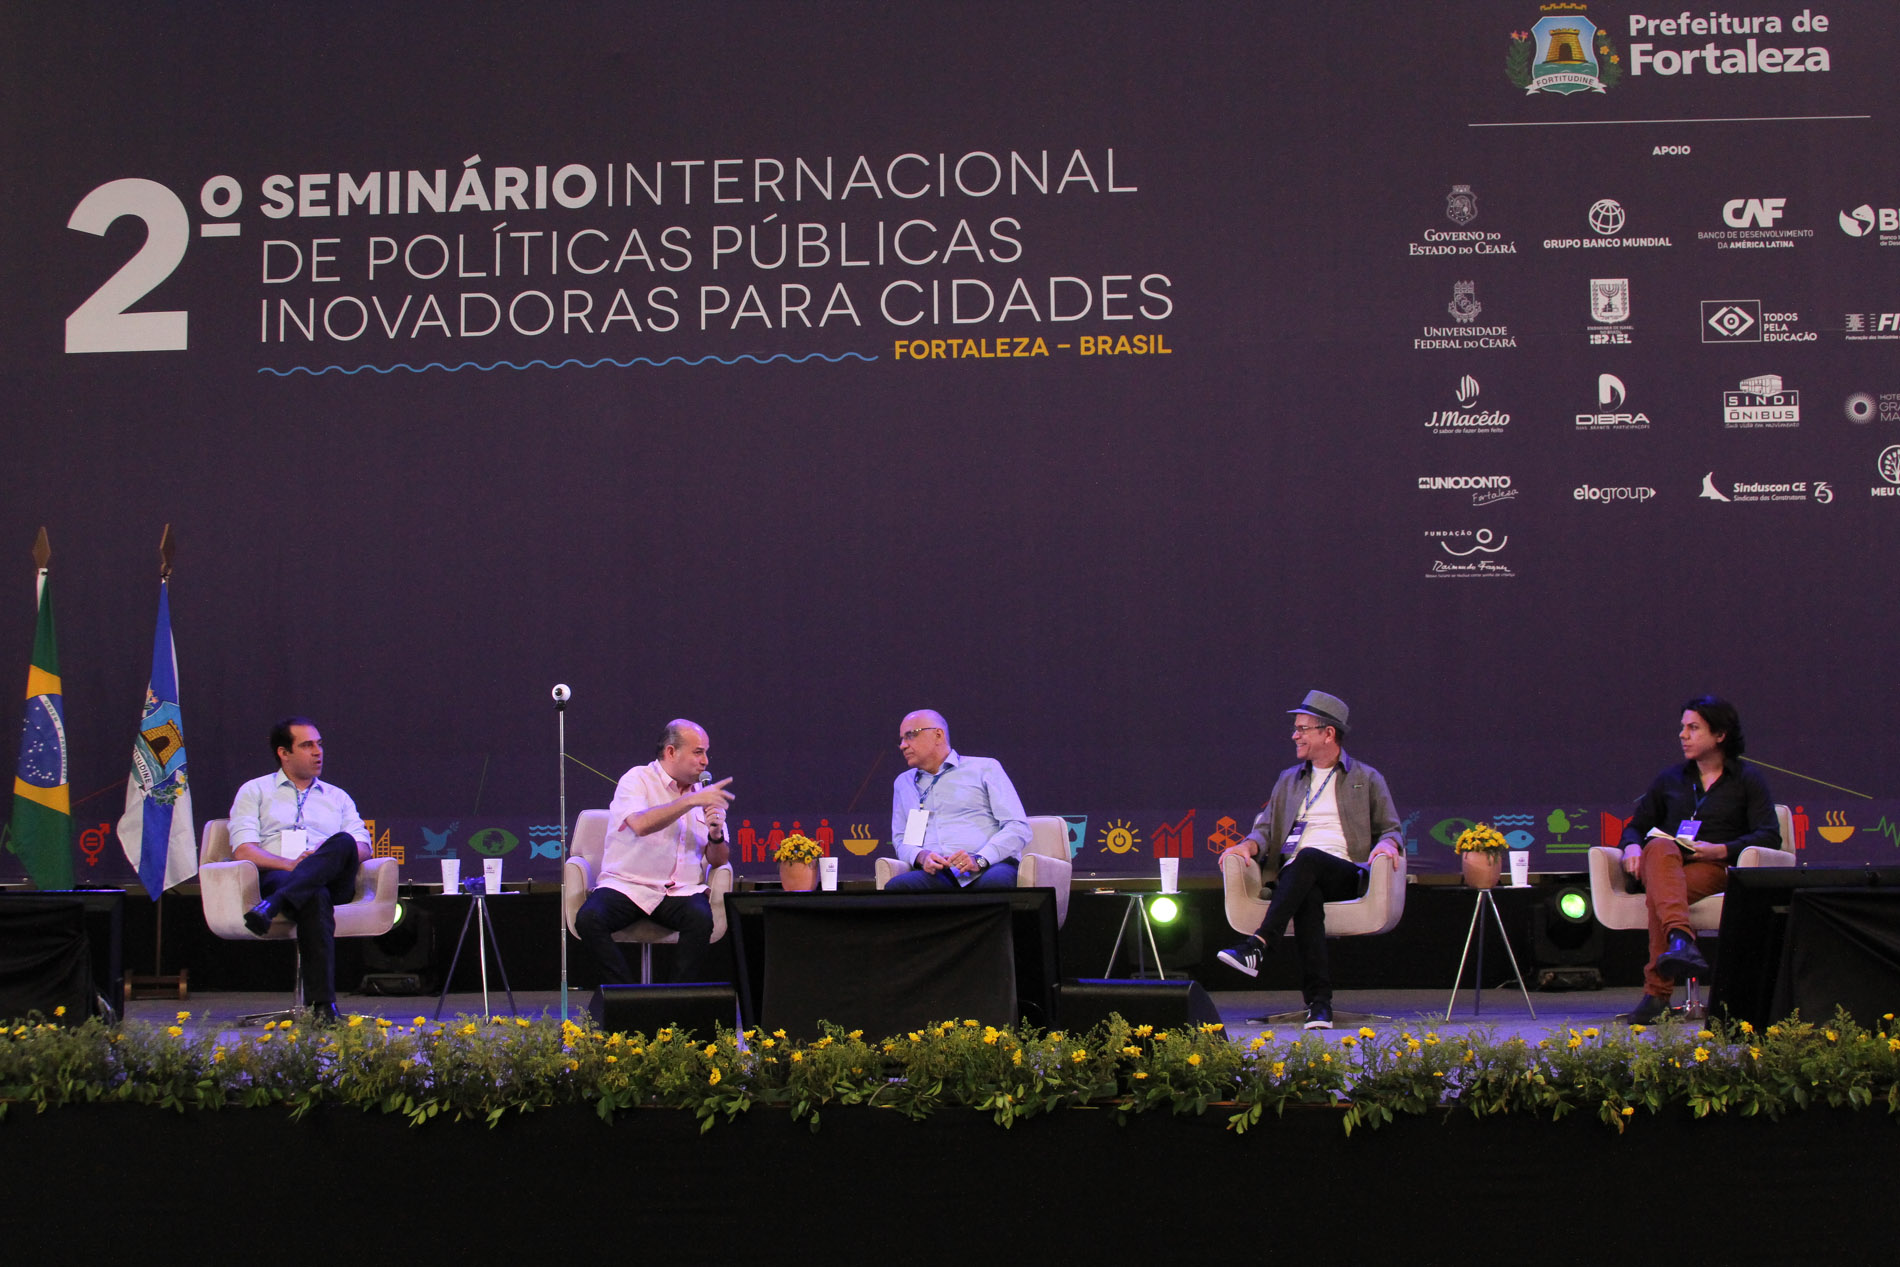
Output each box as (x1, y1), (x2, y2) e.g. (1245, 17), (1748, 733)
(258, 351), (877, 376)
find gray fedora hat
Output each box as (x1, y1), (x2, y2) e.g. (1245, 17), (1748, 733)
(1287, 689), (1350, 730)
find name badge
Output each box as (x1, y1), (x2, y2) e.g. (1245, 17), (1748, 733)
(277, 827), (308, 859)
(1676, 819), (1702, 841)
(1283, 821), (1306, 852)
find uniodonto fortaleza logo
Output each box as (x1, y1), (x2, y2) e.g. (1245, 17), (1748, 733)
(1507, 5), (1624, 94)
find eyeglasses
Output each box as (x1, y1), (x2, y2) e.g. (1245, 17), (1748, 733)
(898, 726), (942, 744)
(1290, 724), (1329, 736)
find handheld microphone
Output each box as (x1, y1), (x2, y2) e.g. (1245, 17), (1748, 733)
(699, 771), (726, 842)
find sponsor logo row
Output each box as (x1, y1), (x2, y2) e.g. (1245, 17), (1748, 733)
(1411, 192), (1900, 257)
(1415, 284), (1895, 350)
(1415, 447), (1900, 513)
(1427, 375), (1900, 434)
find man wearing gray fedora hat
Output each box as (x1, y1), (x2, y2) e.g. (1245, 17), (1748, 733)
(1216, 689), (1403, 1029)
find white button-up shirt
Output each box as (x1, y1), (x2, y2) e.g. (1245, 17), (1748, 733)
(227, 770), (369, 854)
(596, 760), (710, 913)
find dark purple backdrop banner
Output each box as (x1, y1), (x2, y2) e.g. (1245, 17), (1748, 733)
(4, 2), (1896, 886)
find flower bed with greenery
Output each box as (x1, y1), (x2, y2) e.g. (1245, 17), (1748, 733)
(3, 1007), (1897, 1135)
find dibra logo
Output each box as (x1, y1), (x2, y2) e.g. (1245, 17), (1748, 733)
(1506, 8), (1623, 95)
(1599, 372), (1625, 406)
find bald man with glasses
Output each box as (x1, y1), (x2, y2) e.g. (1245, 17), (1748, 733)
(885, 710), (1030, 891)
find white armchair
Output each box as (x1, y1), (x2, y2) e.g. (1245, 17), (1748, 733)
(1586, 803), (1797, 933)
(199, 817), (399, 1020)
(562, 808), (735, 984)
(873, 815), (1074, 927)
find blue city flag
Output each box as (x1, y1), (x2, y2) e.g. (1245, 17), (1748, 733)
(117, 580), (196, 895)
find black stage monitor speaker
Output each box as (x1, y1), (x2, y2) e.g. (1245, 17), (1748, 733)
(589, 983), (740, 1038)
(1060, 978), (1222, 1031)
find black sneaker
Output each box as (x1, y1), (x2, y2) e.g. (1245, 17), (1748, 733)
(1217, 939), (1264, 978)
(1303, 1003), (1334, 1030)
(1656, 931), (1710, 983)
(1615, 993), (1669, 1025)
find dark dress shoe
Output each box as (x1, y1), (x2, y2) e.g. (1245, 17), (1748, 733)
(1616, 993), (1670, 1025)
(242, 900), (280, 937)
(308, 1002), (342, 1027)
(1656, 930), (1710, 982)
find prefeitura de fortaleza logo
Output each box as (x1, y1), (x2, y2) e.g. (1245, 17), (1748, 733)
(1507, 5), (1624, 94)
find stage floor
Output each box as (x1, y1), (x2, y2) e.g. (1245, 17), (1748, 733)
(127, 985), (1645, 1044)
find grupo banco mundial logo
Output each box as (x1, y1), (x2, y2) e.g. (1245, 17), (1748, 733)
(1424, 529), (1514, 579)
(1507, 6), (1623, 94)
(1427, 375), (1512, 434)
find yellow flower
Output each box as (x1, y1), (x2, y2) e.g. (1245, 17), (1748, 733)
(773, 1029), (787, 1039)
(414, 1016), (428, 1027)
(907, 1031), (921, 1043)
(983, 1028), (1001, 1046)
(1261, 1030), (1276, 1042)
(1134, 1024), (1154, 1037)
(1567, 1037), (1582, 1049)
(1248, 1036), (1267, 1052)
(1071, 1049), (1088, 1063)
(1123, 1045), (1143, 1057)
(605, 1055), (618, 1064)
(263, 1020), (277, 1031)
(1405, 1038), (1422, 1054)
(707, 1066), (719, 1084)
(704, 1043), (718, 1058)
(847, 1029), (863, 1040)
(166, 1025), (183, 1038)
(517, 1017), (530, 1028)
(1696, 1029), (1715, 1040)
(257, 1033), (272, 1044)
(1270, 1061), (1286, 1078)
(1693, 1046), (1709, 1062)
(1621, 1105), (1635, 1117)
(54, 1006), (67, 1017)
(212, 1046), (225, 1063)
(1340, 1036), (1356, 1048)
(348, 1015), (364, 1028)
(566, 1060), (579, 1072)
(459, 1023), (478, 1036)
(1358, 1027), (1375, 1039)
(963, 1018), (980, 1028)
(1201, 1022), (1225, 1034)
(763, 1038), (776, 1049)
(1752, 1046), (1765, 1059)
(1011, 1050), (1023, 1066)
(1186, 1053), (1202, 1066)
(175, 1010), (190, 1021)
(1583, 1027), (1600, 1039)
(790, 1051), (804, 1063)
(1826, 1030), (1839, 1043)
(1321, 1053), (1333, 1064)
(1133, 1071), (1149, 1080)
(1888, 1038), (1900, 1053)
(1629, 1024), (1646, 1034)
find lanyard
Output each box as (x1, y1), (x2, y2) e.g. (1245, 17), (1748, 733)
(1690, 775), (1715, 818)
(293, 784), (313, 827)
(1296, 765), (1338, 824)
(916, 766), (948, 806)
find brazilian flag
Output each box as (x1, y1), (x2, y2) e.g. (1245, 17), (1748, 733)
(10, 576), (73, 889)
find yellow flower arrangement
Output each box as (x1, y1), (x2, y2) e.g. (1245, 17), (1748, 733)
(1453, 822), (1510, 855)
(774, 832), (824, 864)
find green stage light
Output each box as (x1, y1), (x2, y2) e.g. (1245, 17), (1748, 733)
(1148, 896), (1181, 924)
(1557, 889), (1590, 922)
(389, 899), (408, 928)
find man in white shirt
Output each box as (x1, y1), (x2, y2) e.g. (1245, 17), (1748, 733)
(1216, 690), (1403, 1029)
(574, 719), (733, 983)
(226, 717), (372, 1024)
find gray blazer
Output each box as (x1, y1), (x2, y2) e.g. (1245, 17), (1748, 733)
(1243, 753), (1402, 882)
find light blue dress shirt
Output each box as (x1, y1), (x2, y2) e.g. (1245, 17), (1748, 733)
(227, 770), (369, 854)
(890, 749), (1030, 867)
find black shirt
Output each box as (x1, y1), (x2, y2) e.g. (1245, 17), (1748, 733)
(1619, 759), (1779, 864)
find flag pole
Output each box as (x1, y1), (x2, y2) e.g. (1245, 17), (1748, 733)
(555, 683), (571, 1024)
(126, 524), (189, 1002)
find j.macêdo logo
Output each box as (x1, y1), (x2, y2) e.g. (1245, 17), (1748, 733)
(1507, 6), (1623, 95)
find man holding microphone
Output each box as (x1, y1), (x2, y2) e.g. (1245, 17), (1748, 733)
(573, 718), (733, 983)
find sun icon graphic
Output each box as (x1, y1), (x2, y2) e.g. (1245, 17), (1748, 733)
(1097, 819), (1141, 854)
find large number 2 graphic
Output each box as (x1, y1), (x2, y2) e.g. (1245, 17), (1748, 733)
(65, 178), (189, 353)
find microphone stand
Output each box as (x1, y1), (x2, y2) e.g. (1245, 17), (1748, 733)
(554, 685), (571, 1024)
